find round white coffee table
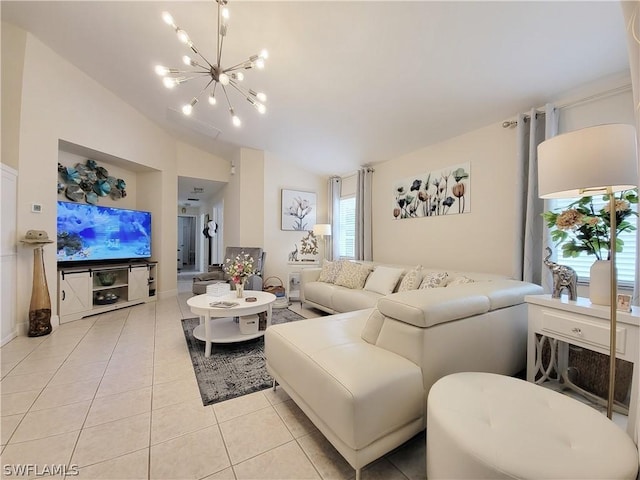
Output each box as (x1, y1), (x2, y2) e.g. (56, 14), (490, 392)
(187, 290), (277, 357)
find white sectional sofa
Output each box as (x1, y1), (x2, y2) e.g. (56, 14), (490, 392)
(300, 261), (508, 314)
(265, 266), (543, 479)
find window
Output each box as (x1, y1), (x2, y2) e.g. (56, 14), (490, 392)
(338, 196), (356, 259)
(549, 197), (637, 286)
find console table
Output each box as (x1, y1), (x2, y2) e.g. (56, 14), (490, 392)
(58, 261), (157, 323)
(525, 294), (638, 435)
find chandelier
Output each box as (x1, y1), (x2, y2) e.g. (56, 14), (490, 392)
(155, 0), (268, 128)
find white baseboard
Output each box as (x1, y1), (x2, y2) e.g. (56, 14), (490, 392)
(1, 331), (17, 346)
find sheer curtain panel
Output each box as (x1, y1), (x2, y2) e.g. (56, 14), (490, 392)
(355, 168), (373, 261)
(514, 104), (557, 290)
(328, 176), (341, 261)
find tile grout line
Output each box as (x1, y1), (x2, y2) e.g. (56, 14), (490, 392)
(269, 391), (325, 480)
(148, 300), (159, 480)
(2, 317), (102, 450)
(67, 308), (131, 473)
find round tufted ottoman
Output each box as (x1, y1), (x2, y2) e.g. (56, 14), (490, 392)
(427, 372), (639, 480)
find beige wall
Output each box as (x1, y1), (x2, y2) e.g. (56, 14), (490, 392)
(238, 148), (265, 246)
(1, 22), (26, 171)
(371, 85), (635, 278)
(6, 28), (233, 333)
(558, 88), (635, 132)
(372, 122), (518, 276)
(263, 152), (327, 288)
(176, 141), (231, 183)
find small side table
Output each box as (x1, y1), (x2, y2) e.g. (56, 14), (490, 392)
(287, 261), (319, 304)
(525, 294), (639, 435)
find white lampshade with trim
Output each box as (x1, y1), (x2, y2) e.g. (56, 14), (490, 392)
(313, 224), (332, 237)
(538, 123), (637, 199)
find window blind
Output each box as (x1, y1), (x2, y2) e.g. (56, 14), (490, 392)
(339, 196), (356, 259)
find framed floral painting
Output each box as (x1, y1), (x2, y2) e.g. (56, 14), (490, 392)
(393, 162), (471, 219)
(281, 189), (317, 231)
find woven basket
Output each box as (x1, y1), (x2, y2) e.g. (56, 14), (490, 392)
(263, 276), (286, 297)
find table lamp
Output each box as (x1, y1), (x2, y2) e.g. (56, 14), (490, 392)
(537, 123), (638, 419)
(313, 224), (332, 260)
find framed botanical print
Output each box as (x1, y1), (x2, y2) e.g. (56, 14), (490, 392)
(281, 189), (316, 231)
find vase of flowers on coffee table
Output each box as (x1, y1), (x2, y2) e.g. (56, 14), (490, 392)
(224, 252), (256, 298)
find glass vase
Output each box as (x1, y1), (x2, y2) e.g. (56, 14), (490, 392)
(236, 281), (245, 298)
(28, 246), (52, 337)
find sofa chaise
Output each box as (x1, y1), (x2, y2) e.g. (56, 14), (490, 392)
(265, 270), (543, 479)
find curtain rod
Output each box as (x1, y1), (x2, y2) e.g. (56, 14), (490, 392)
(501, 82), (633, 128)
(556, 83), (632, 110)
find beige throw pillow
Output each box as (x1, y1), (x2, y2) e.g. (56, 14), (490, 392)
(419, 271), (448, 289)
(398, 266), (424, 292)
(334, 261), (372, 289)
(364, 266), (405, 295)
(318, 260), (343, 283)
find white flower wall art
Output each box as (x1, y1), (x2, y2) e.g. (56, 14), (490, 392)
(393, 163), (471, 219)
(282, 189), (317, 231)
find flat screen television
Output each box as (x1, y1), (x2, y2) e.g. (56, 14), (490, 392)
(57, 201), (151, 263)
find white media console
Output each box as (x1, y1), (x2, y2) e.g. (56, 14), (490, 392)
(57, 261), (157, 323)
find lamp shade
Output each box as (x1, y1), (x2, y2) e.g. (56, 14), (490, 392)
(537, 124), (638, 199)
(313, 224), (332, 237)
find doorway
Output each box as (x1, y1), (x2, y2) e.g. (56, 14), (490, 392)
(177, 216), (197, 272)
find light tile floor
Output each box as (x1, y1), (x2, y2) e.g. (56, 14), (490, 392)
(0, 279), (426, 480)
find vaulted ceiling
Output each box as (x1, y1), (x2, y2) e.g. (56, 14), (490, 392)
(2, 1), (631, 176)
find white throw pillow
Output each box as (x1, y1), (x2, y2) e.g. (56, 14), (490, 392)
(398, 266), (423, 292)
(419, 271), (448, 289)
(447, 275), (475, 287)
(364, 266), (406, 295)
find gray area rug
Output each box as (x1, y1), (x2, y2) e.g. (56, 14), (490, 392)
(181, 308), (305, 406)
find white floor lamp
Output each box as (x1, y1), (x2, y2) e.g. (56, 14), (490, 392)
(313, 224), (332, 261)
(537, 123), (638, 419)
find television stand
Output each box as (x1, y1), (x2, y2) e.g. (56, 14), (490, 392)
(57, 261), (157, 323)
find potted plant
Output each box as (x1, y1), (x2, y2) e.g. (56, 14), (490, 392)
(543, 189), (637, 303)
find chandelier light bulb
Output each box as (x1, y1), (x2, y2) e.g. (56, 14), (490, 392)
(162, 11), (174, 26)
(176, 29), (190, 44)
(157, 4), (268, 129)
(155, 65), (168, 76)
(162, 77), (177, 89)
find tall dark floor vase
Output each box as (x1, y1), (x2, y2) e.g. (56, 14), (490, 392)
(28, 246), (52, 337)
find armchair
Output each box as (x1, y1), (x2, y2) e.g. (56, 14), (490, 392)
(192, 247), (266, 295)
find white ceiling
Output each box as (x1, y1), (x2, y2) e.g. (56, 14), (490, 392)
(2, 1), (631, 179)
